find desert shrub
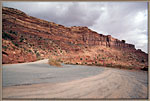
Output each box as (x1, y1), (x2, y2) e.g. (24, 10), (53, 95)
(39, 45), (42, 48)
(36, 52), (40, 57)
(12, 41), (19, 47)
(76, 63), (78, 65)
(80, 58), (82, 60)
(14, 43), (19, 47)
(105, 64), (112, 67)
(39, 37), (42, 40)
(2, 46), (8, 50)
(20, 37), (24, 42)
(28, 50), (32, 53)
(35, 50), (37, 53)
(48, 57), (61, 67)
(9, 30), (17, 35)
(95, 63), (103, 66)
(36, 52), (41, 60)
(65, 62), (70, 64)
(12, 31), (17, 35)
(2, 32), (14, 40)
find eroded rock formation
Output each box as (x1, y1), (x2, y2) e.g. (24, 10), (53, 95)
(2, 7), (148, 70)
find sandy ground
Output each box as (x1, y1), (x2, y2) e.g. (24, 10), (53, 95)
(2, 59), (148, 99)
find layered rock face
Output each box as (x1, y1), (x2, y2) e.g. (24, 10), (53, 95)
(2, 7), (148, 70)
(70, 26), (135, 50)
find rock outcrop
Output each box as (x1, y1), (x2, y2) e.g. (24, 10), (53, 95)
(2, 7), (148, 70)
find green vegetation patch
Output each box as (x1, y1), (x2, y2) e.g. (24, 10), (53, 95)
(2, 45), (8, 50)
(9, 30), (18, 35)
(12, 41), (19, 47)
(36, 52), (41, 60)
(2, 32), (14, 40)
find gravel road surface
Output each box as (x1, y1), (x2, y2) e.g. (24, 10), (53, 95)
(2, 59), (148, 99)
(3, 59), (104, 87)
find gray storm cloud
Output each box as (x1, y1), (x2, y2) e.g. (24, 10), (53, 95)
(3, 2), (148, 53)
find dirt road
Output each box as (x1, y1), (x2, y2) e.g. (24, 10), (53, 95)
(3, 59), (148, 99)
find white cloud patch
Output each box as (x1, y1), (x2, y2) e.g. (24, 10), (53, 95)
(3, 2), (148, 53)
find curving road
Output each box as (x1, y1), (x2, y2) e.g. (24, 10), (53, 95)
(3, 59), (105, 87)
(3, 59), (148, 99)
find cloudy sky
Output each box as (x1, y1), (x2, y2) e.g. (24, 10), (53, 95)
(3, 2), (148, 53)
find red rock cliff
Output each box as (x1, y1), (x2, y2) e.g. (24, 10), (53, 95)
(2, 7), (148, 70)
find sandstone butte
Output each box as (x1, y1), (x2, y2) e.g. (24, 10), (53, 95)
(2, 7), (148, 70)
